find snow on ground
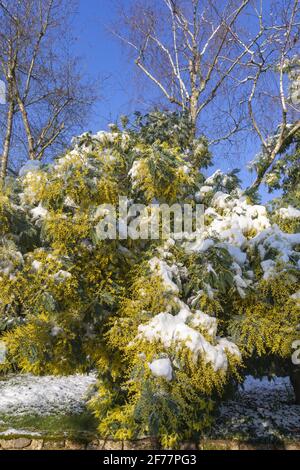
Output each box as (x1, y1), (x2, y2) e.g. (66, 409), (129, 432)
(0, 373), (298, 441)
(0, 428), (41, 436)
(0, 373), (97, 416)
(212, 376), (300, 440)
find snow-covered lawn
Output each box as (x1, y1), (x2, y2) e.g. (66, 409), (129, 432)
(0, 373), (97, 416)
(0, 373), (299, 440)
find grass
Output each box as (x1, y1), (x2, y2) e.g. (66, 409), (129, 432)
(0, 410), (98, 441)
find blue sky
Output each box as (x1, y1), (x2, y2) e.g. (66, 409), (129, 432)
(73, 0), (140, 130)
(72, 0), (278, 201)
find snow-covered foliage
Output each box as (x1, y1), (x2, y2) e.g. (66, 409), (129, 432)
(277, 206), (300, 219)
(249, 102), (300, 202)
(0, 111), (299, 448)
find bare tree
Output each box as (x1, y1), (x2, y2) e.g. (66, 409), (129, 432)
(241, 0), (300, 192)
(0, 0), (96, 186)
(114, 0), (300, 190)
(113, 0), (257, 136)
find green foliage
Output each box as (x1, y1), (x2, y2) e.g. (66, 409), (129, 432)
(130, 110), (212, 169)
(264, 130), (300, 203)
(229, 274), (300, 359)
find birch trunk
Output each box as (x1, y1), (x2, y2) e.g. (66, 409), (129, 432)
(16, 94), (36, 160)
(0, 99), (14, 188)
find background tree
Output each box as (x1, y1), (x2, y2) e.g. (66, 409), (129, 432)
(114, 0), (300, 192)
(114, 0), (252, 138)
(0, 0), (96, 186)
(244, 12), (300, 192)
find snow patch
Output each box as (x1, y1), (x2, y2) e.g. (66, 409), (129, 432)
(30, 204), (48, 222)
(149, 358), (173, 381)
(0, 374), (97, 416)
(149, 257), (180, 293)
(137, 302), (240, 372)
(278, 206), (300, 219)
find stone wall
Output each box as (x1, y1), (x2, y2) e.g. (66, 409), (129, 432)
(0, 437), (300, 450)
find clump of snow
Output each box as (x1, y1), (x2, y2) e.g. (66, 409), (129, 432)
(217, 338), (241, 359)
(51, 326), (63, 337)
(71, 130), (129, 154)
(149, 257), (180, 293)
(204, 170), (233, 189)
(209, 195), (270, 240)
(250, 225), (300, 275)
(0, 374), (97, 416)
(261, 260), (277, 280)
(190, 310), (218, 338)
(200, 185), (213, 194)
(278, 206), (300, 219)
(178, 164), (191, 175)
(187, 238), (215, 253)
(149, 358), (173, 381)
(128, 160), (144, 187)
(53, 149), (82, 175)
(53, 270), (72, 283)
(64, 196), (78, 208)
(212, 192), (231, 210)
(137, 300), (240, 372)
(195, 186), (213, 202)
(221, 243), (247, 265)
(30, 204), (48, 222)
(291, 290), (300, 304)
(32, 260), (42, 272)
